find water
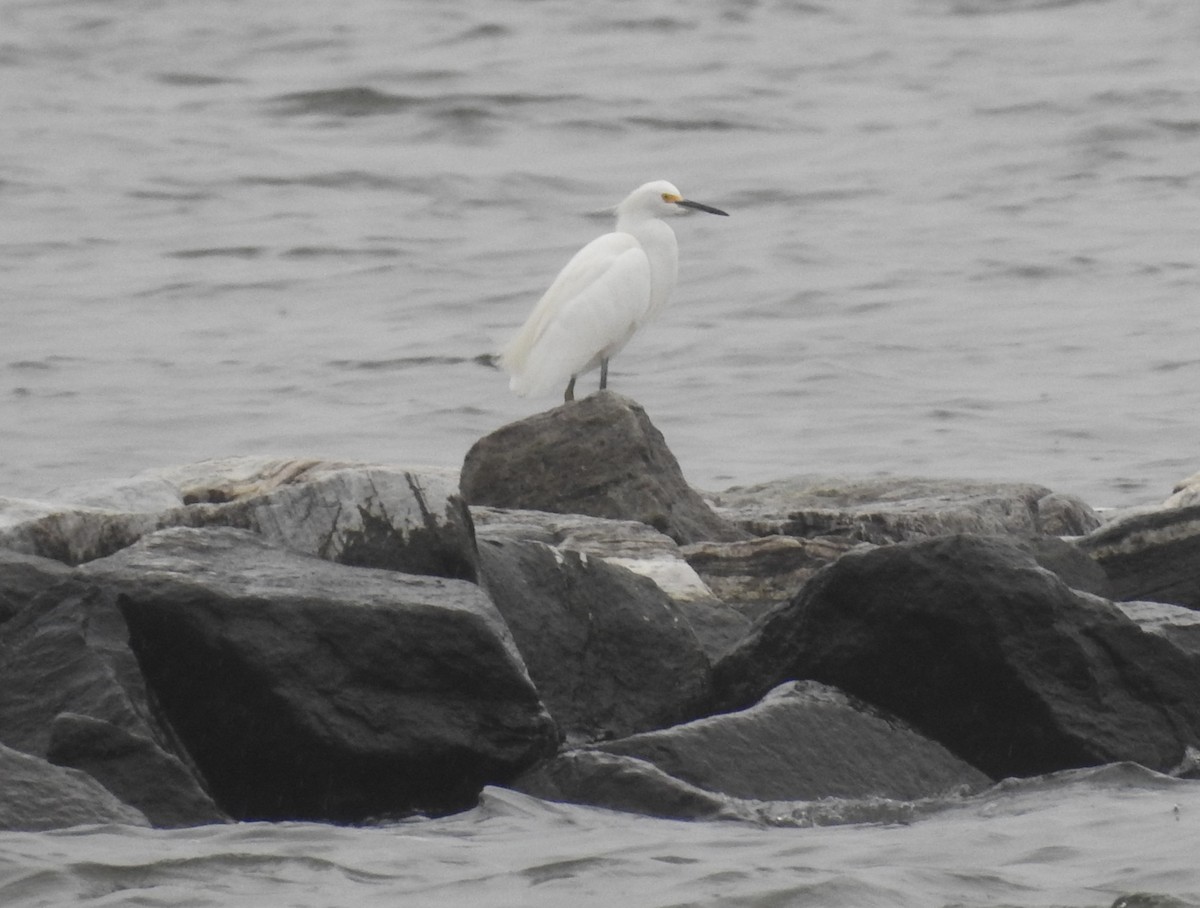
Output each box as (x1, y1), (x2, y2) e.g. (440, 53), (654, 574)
(1, 767), (1198, 908)
(2, 0), (1198, 509)
(3, 0), (1200, 903)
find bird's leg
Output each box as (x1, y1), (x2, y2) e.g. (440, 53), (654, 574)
(599, 358), (609, 390)
(564, 375), (576, 402)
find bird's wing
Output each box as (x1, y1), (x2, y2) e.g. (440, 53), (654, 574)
(502, 232), (652, 397)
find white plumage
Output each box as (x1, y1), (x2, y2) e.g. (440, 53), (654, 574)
(500, 180), (728, 402)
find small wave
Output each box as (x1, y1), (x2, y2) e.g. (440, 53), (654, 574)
(236, 170), (405, 190)
(327, 356), (476, 372)
(623, 115), (767, 132)
(268, 86), (582, 119)
(268, 86), (420, 117)
(944, 0), (1107, 15)
(154, 72), (241, 87)
(168, 247), (265, 260)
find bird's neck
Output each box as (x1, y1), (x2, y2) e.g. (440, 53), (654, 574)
(616, 216), (679, 318)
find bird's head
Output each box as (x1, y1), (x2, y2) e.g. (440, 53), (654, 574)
(619, 180), (729, 219)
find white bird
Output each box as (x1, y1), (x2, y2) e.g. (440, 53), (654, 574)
(500, 180), (728, 402)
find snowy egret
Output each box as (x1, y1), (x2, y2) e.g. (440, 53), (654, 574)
(500, 180), (728, 402)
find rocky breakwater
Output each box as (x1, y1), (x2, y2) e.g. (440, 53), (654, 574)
(3, 392), (1200, 831)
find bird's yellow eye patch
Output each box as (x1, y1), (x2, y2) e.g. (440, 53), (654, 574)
(661, 192), (682, 203)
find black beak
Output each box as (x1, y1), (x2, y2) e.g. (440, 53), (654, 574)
(675, 198), (729, 217)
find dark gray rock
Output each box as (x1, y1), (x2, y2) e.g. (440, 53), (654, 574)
(1077, 504), (1200, 609)
(470, 506), (718, 604)
(0, 548), (75, 625)
(710, 475), (1101, 543)
(1111, 599), (1200, 658)
(475, 536), (711, 744)
(714, 535), (1200, 778)
(0, 570), (226, 827)
(47, 713), (227, 828)
(0, 741), (149, 831)
(594, 681), (990, 800)
(461, 391), (747, 545)
(471, 506), (744, 660)
(680, 534), (865, 608)
(0, 459), (475, 581)
(79, 526), (557, 822)
(511, 750), (734, 821)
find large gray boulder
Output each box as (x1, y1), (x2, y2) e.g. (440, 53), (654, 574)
(79, 526), (558, 821)
(0, 458), (474, 580)
(0, 742), (149, 831)
(1077, 504), (1200, 609)
(709, 476), (1101, 543)
(714, 535), (1200, 778)
(475, 535), (711, 744)
(461, 392), (747, 545)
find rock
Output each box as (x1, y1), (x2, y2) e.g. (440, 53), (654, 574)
(594, 681), (990, 801)
(471, 506), (746, 660)
(0, 497), (155, 567)
(471, 506), (716, 603)
(709, 475), (1101, 543)
(47, 713), (227, 828)
(0, 741), (149, 831)
(680, 534), (865, 609)
(714, 535), (1200, 778)
(1165, 470), (1200, 508)
(1111, 599), (1200, 658)
(0, 568), (226, 827)
(1, 458), (475, 581)
(510, 750), (734, 821)
(475, 535), (711, 744)
(0, 548), (75, 625)
(1077, 504), (1200, 609)
(79, 526), (558, 822)
(461, 392), (747, 545)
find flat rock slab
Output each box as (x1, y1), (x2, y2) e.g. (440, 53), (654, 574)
(1077, 504), (1200, 609)
(594, 681), (990, 801)
(0, 458), (474, 580)
(0, 741), (149, 831)
(709, 476), (1101, 543)
(715, 534), (1200, 778)
(79, 526), (558, 821)
(461, 391), (747, 545)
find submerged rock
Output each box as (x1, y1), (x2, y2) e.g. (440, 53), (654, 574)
(79, 526), (558, 822)
(461, 391), (747, 545)
(512, 681), (987, 821)
(594, 681), (989, 801)
(715, 534), (1200, 778)
(512, 750), (734, 822)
